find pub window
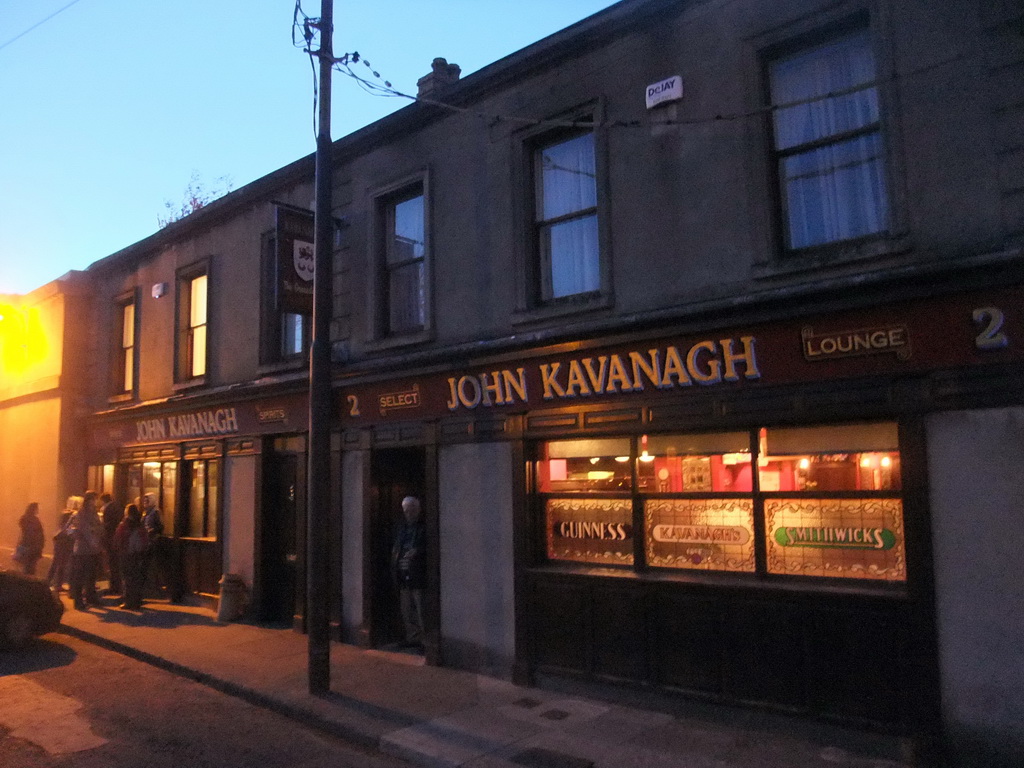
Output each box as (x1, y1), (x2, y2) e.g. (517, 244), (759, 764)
(176, 265), (209, 381)
(533, 129), (599, 302)
(537, 438), (633, 567)
(759, 422), (903, 580)
(641, 432), (757, 574)
(184, 459), (219, 539)
(126, 461), (177, 537)
(87, 464), (115, 497)
(281, 311), (309, 358)
(535, 421), (906, 583)
(767, 24), (888, 251)
(377, 185), (427, 337)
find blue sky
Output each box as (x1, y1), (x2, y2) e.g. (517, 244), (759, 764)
(0, 0), (619, 294)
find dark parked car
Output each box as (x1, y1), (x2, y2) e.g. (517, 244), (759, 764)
(0, 569), (64, 648)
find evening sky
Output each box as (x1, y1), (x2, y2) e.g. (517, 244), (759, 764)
(0, 0), (619, 294)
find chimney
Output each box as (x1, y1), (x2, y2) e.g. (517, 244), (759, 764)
(416, 57), (461, 98)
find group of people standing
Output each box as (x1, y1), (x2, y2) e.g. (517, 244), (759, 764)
(14, 492), (166, 611)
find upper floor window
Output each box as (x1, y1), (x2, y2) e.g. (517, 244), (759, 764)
(534, 130), (599, 301)
(113, 294), (137, 395)
(281, 311), (309, 358)
(768, 27), (888, 251)
(380, 187), (426, 336)
(176, 266), (208, 381)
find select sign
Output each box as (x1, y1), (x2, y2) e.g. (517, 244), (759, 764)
(646, 75), (682, 109)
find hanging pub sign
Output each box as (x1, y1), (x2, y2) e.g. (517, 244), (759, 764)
(276, 205), (315, 315)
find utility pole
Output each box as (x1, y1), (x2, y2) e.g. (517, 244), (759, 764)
(307, 0), (333, 695)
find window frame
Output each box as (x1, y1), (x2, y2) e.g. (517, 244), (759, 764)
(766, 21), (888, 254)
(366, 171), (433, 348)
(533, 129), (601, 303)
(126, 460), (177, 538)
(174, 260), (211, 386)
(183, 457), (220, 541)
(746, 6), (909, 274)
(111, 289), (139, 400)
(532, 421), (908, 589)
(512, 100), (613, 324)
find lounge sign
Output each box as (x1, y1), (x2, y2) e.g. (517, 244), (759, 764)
(802, 325), (910, 362)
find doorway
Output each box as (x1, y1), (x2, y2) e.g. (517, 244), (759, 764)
(260, 436), (305, 625)
(369, 446), (426, 648)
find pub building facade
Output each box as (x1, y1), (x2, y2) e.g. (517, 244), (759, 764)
(79, 156), (321, 623)
(337, 278), (1022, 747)
(47, 0), (1021, 764)
(322, 0), (1023, 765)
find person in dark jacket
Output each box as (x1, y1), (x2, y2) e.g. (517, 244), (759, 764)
(48, 496), (79, 591)
(67, 491), (103, 610)
(99, 493), (123, 595)
(390, 496), (426, 649)
(141, 493), (170, 597)
(14, 502), (44, 576)
(114, 504), (148, 610)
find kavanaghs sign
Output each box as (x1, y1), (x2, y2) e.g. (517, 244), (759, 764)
(136, 408), (240, 442)
(445, 336), (760, 412)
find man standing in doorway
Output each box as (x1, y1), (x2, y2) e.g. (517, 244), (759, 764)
(391, 496), (426, 650)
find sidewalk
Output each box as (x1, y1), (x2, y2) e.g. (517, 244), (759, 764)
(53, 593), (914, 768)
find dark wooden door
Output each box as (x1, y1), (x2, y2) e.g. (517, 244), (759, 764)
(260, 448), (303, 624)
(369, 447), (425, 647)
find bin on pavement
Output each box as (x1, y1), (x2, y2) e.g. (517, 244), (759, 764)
(216, 573), (248, 622)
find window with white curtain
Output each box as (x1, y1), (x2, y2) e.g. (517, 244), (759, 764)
(769, 28), (888, 251)
(534, 131), (599, 301)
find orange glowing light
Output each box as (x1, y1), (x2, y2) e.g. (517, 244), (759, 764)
(0, 302), (52, 383)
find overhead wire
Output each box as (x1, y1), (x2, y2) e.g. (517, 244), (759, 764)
(293, 0), (322, 139)
(324, 45), (978, 132)
(0, 0), (86, 54)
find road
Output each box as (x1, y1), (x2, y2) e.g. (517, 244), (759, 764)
(0, 633), (411, 768)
